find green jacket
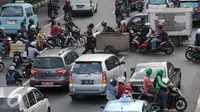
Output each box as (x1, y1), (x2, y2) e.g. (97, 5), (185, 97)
(154, 75), (167, 89)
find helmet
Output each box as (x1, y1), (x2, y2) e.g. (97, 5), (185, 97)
(157, 69), (164, 75)
(66, 0), (70, 4)
(101, 21), (107, 26)
(30, 25), (36, 30)
(29, 19), (34, 24)
(117, 76), (126, 83)
(109, 78), (117, 86)
(9, 66), (15, 70)
(120, 20), (126, 25)
(145, 68), (152, 75)
(157, 23), (163, 29)
(31, 41), (36, 47)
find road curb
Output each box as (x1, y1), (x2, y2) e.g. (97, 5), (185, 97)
(33, 0), (49, 8)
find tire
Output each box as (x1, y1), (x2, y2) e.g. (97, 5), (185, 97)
(71, 95), (78, 101)
(95, 3), (98, 12)
(47, 40), (56, 48)
(140, 46), (149, 54)
(129, 43), (138, 52)
(47, 107), (51, 112)
(192, 56), (200, 63)
(171, 37), (180, 46)
(185, 50), (193, 60)
(0, 62), (5, 72)
(164, 44), (174, 55)
(105, 46), (117, 54)
(69, 40), (78, 50)
(79, 37), (86, 46)
(174, 97), (187, 111)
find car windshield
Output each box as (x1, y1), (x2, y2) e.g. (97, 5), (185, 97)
(73, 61), (102, 74)
(132, 67), (166, 79)
(179, 1), (199, 8)
(0, 97), (20, 112)
(0, 6), (23, 17)
(149, 0), (166, 5)
(33, 57), (64, 69)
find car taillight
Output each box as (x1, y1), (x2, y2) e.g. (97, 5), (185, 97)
(102, 72), (107, 84)
(146, 2), (148, 9)
(126, 82), (132, 91)
(31, 70), (39, 75)
(69, 72), (72, 83)
(90, 0), (92, 7)
(56, 69), (66, 75)
(195, 8), (200, 11)
(166, 2), (169, 8)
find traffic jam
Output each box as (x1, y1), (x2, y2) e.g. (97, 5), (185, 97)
(0, 0), (199, 112)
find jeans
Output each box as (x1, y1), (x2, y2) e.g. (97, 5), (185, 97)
(151, 38), (161, 50)
(160, 90), (168, 109)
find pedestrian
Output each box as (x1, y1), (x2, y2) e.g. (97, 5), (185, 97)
(82, 23), (95, 54)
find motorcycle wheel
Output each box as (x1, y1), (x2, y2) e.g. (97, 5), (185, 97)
(0, 62), (5, 72)
(140, 46), (149, 54)
(47, 40), (56, 48)
(191, 56), (200, 63)
(79, 37), (86, 46)
(164, 45), (174, 55)
(129, 43), (138, 52)
(185, 50), (193, 60)
(174, 97), (187, 111)
(69, 40), (78, 50)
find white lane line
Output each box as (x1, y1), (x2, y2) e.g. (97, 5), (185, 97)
(95, 21), (102, 28)
(195, 94), (200, 112)
(23, 79), (30, 86)
(120, 56), (125, 62)
(111, 10), (115, 14)
(43, 15), (64, 28)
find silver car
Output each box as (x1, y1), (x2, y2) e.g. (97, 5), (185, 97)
(69, 54), (126, 100)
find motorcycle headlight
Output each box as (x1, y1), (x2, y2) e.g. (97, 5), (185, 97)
(23, 71), (26, 74)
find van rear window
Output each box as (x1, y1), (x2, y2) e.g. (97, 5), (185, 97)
(73, 61), (102, 74)
(1, 6), (23, 17)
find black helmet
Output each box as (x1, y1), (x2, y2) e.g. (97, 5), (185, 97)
(109, 78), (117, 86)
(29, 19), (34, 24)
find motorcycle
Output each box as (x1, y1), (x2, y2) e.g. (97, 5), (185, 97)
(129, 33), (146, 52)
(72, 29), (86, 46)
(2, 36), (12, 57)
(185, 45), (200, 60)
(63, 31), (78, 49)
(64, 13), (71, 23)
(49, 11), (57, 22)
(21, 60), (32, 78)
(138, 82), (187, 112)
(13, 52), (23, 68)
(136, 1), (143, 12)
(46, 35), (62, 48)
(191, 47), (200, 63)
(140, 36), (174, 55)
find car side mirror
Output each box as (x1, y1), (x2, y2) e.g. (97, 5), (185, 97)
(99, 106), (104, 112)
(43, 94), (48, 99)
(120, 61), (125, 65)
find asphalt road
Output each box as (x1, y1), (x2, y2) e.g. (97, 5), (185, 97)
(0, 0), (200, 112)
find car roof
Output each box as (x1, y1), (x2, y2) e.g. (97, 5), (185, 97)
(75, 54), (114, 62)
(136, 62), (167, 68)
(104, 100), (144, 111)
(2, 3), (32, 7)
(0, 87), (35, 98)
(38, 48), (72, 58)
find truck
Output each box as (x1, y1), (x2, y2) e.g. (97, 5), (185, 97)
(126, 8), (193, 46)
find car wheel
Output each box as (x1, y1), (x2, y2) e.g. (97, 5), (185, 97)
(47, 107), (51, 112)
(70, 95), (78, 101)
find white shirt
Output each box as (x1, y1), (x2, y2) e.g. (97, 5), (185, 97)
(28, 47), (40, 59)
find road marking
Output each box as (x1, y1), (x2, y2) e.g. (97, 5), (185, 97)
(43, 15), (64, 28)
(195, 94), (200, 112)
(111, 10), (115, 14)
(95, 21), (102, 28)
(120, 56), (125, 62)
(23, 79), (30, 86)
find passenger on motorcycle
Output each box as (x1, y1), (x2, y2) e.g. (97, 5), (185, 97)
(28, 42), (40, 59)
(48, 0), (59, 16)
(6, 66), (23, 86)
(0, 26), (5, 57)
(63, 0), (72, 20)
(116, 76), (126, 99)
(154, 69), (169, 111)
(28, 25), (37, 42)
(37, 27), (45, 50)
(195, 29), (200, 46)
(143, 68), (159, 104)
(106, 78), (118, 101)
(50, 21), (57, 37)
(151, 23), (164, 51)
(65, 18), (80, 33)
(101, 21), (114, 32)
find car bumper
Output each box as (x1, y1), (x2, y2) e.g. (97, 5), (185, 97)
(30, 79), (69, 88)
(72, 9), (92, 13)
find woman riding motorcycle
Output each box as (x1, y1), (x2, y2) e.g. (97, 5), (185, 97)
(116, 76), (126, 99)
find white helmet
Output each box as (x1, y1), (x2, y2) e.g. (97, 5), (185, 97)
(9, 66), (15, 70)
(120, 20), (126, 25)
(30, 25), (36, 30)
(31, 41), (36, 46)
(117, 76), (126, 83)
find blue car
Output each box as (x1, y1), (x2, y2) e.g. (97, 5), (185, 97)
(99, 99), (160, 112)
(0, 2), (38, 35)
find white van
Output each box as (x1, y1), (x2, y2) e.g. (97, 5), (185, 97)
(71, 0), (98, 16)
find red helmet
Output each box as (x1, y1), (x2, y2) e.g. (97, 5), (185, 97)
(157, 23), (163, 28)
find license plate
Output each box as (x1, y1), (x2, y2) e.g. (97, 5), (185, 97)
(42, 82), (54, 85)
(81, 80), (94, 85)
(7, 20), (16, 24)
(76, 5), (84, 8)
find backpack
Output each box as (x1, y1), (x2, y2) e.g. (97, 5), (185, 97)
(6, 72), (15, 84)
(162, 30), (169, 41)
(153, 75), (165, 90)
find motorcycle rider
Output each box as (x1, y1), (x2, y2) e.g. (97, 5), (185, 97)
(106, 78), (118, 101)
(6, 66), (23, 86)
(154, 69), (169, 111)
(143, 68), (160, 104)
(28, 25), (37, 42)
(65, 18), (80, 33)
(50, 21), (58, 37)
(151, 23), (164, 51)
(101, 21), (114, 32)
(195, 28), (200, 46)
(28, 42), (40, 60)
(82, 23), (95, 54)
(116, 76), (126, 99)
(0, 26), (5, 57)
(36, 27), (45, 51)
(115, 1), (125, 27)
(48, 0), (58, 16)
(28, 19), (34, 32)
(63, 0), (72, 20)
